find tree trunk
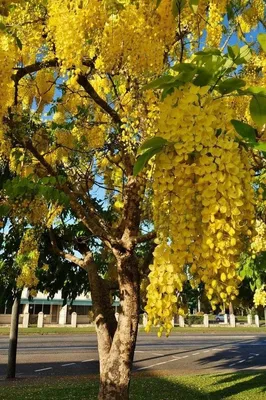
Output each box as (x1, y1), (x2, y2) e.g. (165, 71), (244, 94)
(6, 293), (21, 379)
(96, 253), (140, 400)
(97, 292), (139, 400)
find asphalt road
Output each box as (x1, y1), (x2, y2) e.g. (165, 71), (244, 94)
(0, 333), (266, 379)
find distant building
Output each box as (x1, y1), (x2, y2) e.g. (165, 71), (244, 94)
(0, 288), (120, 326)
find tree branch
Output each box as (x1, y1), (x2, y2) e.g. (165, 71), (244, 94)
(133, 231), (156, 245)
(49, 229), (85, 268)
(22, 139), (116, 247)
(12, 57), (96, 106)
(77, 74), (122, 126)
(12, 59), (59, 106)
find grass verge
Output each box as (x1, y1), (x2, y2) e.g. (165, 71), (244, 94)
(1, 371), (266, 399)
(0, 326), (97, 335)
(0, 326), (265, 335)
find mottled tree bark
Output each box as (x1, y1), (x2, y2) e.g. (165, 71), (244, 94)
(97, 252), (140, 400)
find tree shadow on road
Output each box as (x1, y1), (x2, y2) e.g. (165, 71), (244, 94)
(196, 335), (266, 372)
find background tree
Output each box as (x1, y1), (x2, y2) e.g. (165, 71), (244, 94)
(1, 1), (266, 399)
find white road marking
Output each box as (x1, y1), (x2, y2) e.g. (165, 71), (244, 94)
(152, 353), (164, 356)
(137, 357), (180, 371)
(248, 356), (255, 360)
(249, 353), (259, 356)
(81, 359), (94, 363)
(61, 363), (76, 367)
(192, 352), (199, 355)
(35, 367), (53, 372)
(229, 359), (247, 367)
(203, 350), (210, 353)
(135, 351), (145, 353)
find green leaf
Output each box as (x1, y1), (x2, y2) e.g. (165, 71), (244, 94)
(171, 63), (197, 72)
(254, 142), (266, 152)
(161, 86), (175, 100)
(143, 75), (176, 90)
(133, 148), (162, 176)
(14, 36), (22, 50)
(258, 33), (266, 52)
(170, 63), (198, 84)
(227, 45), (240, 60)
(218, 78), (246, 95)
(189, 0), (199, 13)
(0, 22), (6, 31)
(235, 45), (252, 65)
(0, 204), (10, 217)
(195, 48), (221, 56)
(244, 86), (266, 96)
(176, 69), (197, 83)
(226, 3), (234, 21)
(231, 119), (257, 143)
(138, 137), (168, 154)
(172, 0), (186, 17)
(250, 95), (266, 127)
(193, 68), (213, 86)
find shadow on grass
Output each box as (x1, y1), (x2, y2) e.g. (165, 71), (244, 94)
(1, 371), (266, 400)
(212, 371), (266, 399)
(131, 371), (266, 400)
(130, 374), (209, 400)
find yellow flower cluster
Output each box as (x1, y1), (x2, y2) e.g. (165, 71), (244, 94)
(35, 69), (55, 112)
(5, 0), (46, 64)
(46, 203), (64, 228)
(54, 129), (74, 164)
(251, 219), (266, 254)
(254, 285), (266, 307)
(10, 194), (63, 228)
(0, 128), (11, 160)
(0, 32), (16, 125)
(16, 229), (40, 289)
(236, 0), (264, 35)
(145, 84), (255, 335)
(72, 124), (105, 150)
(10, 197), (49, 225)
(18, 77), (36, 110)
(47, 0), (107, 72)
(206, 0), (227, 47)
(96, 1), (175, 76)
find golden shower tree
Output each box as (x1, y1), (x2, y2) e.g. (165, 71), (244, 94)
(1, 0), (266, 398)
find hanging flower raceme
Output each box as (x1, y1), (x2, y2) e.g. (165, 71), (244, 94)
(254, 285), (266, 307)
(16, 229), (40, 289)
(145, 83), (255, 335)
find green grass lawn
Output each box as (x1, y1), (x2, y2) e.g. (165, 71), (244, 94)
(1, 372), (266, 399)
(0, 326), (97, 335)
(0, 325), (265, 335)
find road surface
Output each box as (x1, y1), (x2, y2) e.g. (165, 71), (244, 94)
(0, 333), (265, 379)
